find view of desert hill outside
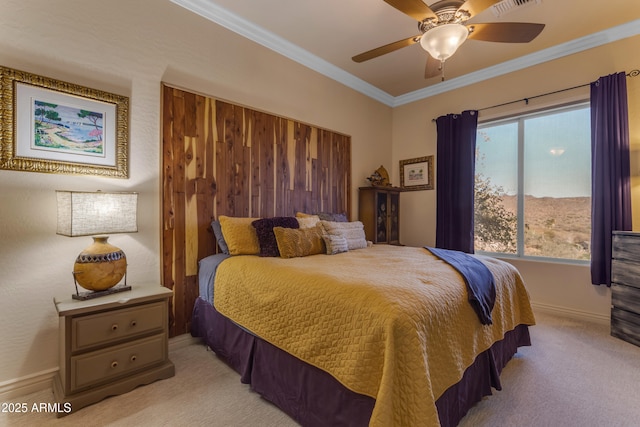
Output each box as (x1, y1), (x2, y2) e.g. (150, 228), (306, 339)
(474, 105), (591, 261)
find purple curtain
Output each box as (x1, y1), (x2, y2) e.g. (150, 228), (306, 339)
(590, 72), (632, 286)
(435, 110), (478, 253)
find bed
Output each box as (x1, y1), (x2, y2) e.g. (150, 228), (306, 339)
(191, 218), (535, 427)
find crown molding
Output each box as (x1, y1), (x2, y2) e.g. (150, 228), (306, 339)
(393, 19), (640, 106)
(170, 0), (395, 106)
(172, 0), (640, 108)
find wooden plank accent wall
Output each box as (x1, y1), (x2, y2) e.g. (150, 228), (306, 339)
(161, 84), (351, 336)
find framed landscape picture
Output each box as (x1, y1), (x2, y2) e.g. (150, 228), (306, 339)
(0, 66), (129, 177)
(400, 155), (434, 191)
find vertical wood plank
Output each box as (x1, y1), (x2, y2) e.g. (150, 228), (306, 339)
(161, 85), (176, 333)
(162, 86), (351, 337)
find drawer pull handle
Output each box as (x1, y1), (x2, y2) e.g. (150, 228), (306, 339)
(111, 361), (118, 369)
(130, 355), (137, 362)
(111, 324), (119, 331)
(130, 320), (137, 327)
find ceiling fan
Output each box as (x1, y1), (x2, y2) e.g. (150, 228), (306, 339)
(352, 0), (545, 80)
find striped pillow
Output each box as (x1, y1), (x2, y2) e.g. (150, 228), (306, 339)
(322, 234), (349, 255)
(319, 220), (368, 250)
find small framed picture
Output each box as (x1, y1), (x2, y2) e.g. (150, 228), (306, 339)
(400, 156), (434, 191)
(0, 65), (129, 177)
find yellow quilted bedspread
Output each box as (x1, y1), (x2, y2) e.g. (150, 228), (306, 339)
(213, 245), (535, 426)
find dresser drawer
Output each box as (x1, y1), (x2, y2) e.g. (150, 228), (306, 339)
(613, 232), (640, 262)
(611, 259), (640, 289)
(70, 333), (167, 392)
(72, 302), (165, 352)
(611, 283), (640, 314)
(611, 307), (640, 347)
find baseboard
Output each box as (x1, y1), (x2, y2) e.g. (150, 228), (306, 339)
(0, 368), (57, 401)
(531, 301), (610, 325)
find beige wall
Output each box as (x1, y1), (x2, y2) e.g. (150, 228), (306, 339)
(391, 34), (640, 321)
(0, 0), (392, 389)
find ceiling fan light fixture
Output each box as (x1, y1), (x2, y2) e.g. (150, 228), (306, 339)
(419, 23), (469, 62)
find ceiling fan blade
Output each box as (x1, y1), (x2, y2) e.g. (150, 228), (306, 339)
(456, 0), (501, 19)
(425, 55), (442, 79)
(383, 0), (437, 22)
(352, 35), (420, 63)
(467, 22), (545, 43)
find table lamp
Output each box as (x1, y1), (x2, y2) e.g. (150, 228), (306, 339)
(56, 190), (138, 300)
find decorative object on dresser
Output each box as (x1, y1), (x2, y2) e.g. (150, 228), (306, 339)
(53, 285), (175, 417)
(611, 231), (640, 347)
(400, 155), (434, 191)
(358, 186), (401, 245)
(56, 190), (138, 300)
(366, 165), (391, 187)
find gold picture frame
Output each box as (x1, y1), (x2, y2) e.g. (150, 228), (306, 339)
(399, 155), (434, 191)
(0, 65), (129, 178)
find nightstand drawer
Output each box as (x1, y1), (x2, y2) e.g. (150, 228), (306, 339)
(72, 302), (165, 352)
(71, 333), (167, 392)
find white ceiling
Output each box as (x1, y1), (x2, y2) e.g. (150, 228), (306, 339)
(172, 0), (640, 106)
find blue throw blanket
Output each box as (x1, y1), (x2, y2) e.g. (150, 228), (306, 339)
(425, 247), (496, 325)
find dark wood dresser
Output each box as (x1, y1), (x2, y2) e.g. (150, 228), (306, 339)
(611, 231), (640, 347)
(358, 186), (402, 245)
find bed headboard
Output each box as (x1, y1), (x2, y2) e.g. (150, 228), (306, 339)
(161, 84), (351, 336)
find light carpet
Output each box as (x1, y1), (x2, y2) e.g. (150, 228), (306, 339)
(2, 310), (640, 427)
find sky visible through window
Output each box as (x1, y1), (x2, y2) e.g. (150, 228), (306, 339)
(477, 106), (591, 198)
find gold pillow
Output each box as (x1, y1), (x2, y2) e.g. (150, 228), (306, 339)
(218, 216), (261, 255)
(273, 226), (325, 258)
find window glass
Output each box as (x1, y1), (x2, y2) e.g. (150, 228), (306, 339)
(475, 122), (518, 254)
(474, 104), (591, 261)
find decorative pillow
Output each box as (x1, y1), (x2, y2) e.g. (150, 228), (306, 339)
(322, 234), (349, 255)
(296, 215), (320, 229)
(273, 226), (326, 259)
(317, 212), (348, 222)
(218, 216), (261, 255)
(320, 220), (368, 250)
(211, 220), (230, 255)
(252, 217), (299, 257)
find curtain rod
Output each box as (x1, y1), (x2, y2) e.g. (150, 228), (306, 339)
(432, 69), (640, 122)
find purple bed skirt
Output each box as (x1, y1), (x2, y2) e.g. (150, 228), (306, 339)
(191, 297), (531, 427)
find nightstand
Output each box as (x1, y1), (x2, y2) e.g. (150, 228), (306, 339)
(53, 285), (175, 416)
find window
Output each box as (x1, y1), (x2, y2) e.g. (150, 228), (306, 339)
(474, 103), (591, 262)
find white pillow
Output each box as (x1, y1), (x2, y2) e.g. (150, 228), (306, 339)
(320, 220), (368, 250)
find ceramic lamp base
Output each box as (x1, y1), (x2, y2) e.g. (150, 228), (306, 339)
(73, 236), (127, 292)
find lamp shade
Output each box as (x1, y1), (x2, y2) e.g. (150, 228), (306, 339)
(420, 23), (469, 62)
(56, 191), (138, 237)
